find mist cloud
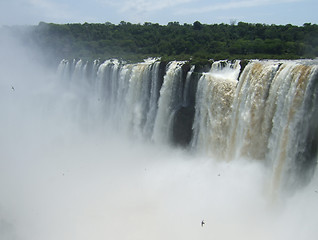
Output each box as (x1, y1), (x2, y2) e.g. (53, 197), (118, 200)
(1, 30), (318, 240)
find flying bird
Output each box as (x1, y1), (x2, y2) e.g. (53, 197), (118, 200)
(11, 86), (15, 91)
(201, 220), (205, 227)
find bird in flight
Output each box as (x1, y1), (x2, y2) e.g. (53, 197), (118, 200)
(201, 220), (205, 227)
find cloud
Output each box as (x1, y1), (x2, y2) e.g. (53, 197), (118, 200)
(0, 0), (75, 25)
(178, 0), (302, 15)
(96, 0), (196, 23)
(25, 0), (75, 20)
(120, 0), (194, 13)
(100, 0), (195, 15)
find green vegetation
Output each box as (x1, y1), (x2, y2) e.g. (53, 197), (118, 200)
(18, 21), (318, 63)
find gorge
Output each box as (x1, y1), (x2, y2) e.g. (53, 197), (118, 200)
(1, 36), (318, 239)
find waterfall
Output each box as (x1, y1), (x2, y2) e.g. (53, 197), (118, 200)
(266, 61), (318, 192)
(191, 60), (240, 157)
(227, 60), (280, 161)
(144, 61), (161, 138)
(123, 59), (159, 138)
(182, 65), (195, 107)
(152, 61), (185, 144)
(57, 58), (318, 192)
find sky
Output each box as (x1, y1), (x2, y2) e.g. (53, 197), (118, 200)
(0, 0), (317, 26)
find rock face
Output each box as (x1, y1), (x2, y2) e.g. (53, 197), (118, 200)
(172, 105), (195, 147)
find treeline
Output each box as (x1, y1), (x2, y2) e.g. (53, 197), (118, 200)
(15, 21), (318, 63)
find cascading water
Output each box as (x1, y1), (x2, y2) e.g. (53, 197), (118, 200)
(152, 61), (185, 144)
(227, 60), (280, 161)
(191, 60), (240, 157)
(266, 61), (318, 193)
(57, 58), (318, 194)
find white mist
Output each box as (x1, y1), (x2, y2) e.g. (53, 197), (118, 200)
(0, 32), (318, 240)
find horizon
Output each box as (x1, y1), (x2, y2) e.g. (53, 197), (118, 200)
(1, 0), (317, 27)
(4, 20), (317, 27)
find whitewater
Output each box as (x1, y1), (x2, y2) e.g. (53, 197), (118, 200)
(0, 34), (318, 240)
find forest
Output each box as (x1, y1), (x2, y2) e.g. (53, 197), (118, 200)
(8, 21), (318, 64)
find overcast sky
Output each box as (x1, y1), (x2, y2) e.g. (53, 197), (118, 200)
(0, 0), (317, 26)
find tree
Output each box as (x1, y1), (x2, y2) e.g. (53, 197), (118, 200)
(13, 21), (318, 62)
(193, 21), (202, 30)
